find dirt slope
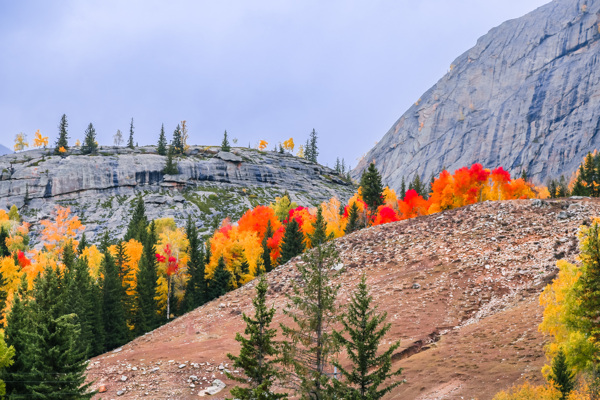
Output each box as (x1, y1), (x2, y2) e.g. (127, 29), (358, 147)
(87, 198), (597, 399)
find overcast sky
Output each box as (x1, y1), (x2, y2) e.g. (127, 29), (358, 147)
(0, 0), (550, 167)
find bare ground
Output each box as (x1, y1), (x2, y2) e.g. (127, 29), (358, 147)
(87, 198), (596, 399)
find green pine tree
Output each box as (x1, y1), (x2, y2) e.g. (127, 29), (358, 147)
(4, 277), (33, 397)
(77, 233), (88, 254)
(549, 349), (575, 400)
(208, 256), (232, 301)
(221, 130), (231, 152)
(124, 196), (148, 242)
(331, 275), (403, 399)
(360, 162), (384, 213)
(128, 118), (135, 149)
(304, 138), (312, 163)
(81, 123), (98, 155)
(558, 175), (570, 197)
(157, 124), (167, 156)
(308, 129), (318, 163)
(278, 218), (305, 265)
(409, 173), (426, 198)
(101, 252), (129, 351)
(0, 228), (9, 257)
(172, 124), (183, 154)
(262, 220), (274, 273)
(345, 202), (361, 235)
(182, 216), (207, 312)
(226, 276), (287, 400)
(548, 179), (558, 199)
(571, 165), (588, 196)
(27, 265), (94, 399)
(309, 206), (333, 247)
(280, 241), (340, 399)
(163, 145), (178, 175)
(133, 222), (159, 335)
(54, 114), (69, 154)
(114, 241), (133, 331)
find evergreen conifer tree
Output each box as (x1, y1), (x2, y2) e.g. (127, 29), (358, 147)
(0, 228), (8, 257)
(262, 220), (274, 273)
(54, 114), (69, 154)
(4, 277), (33, 397)
(124, 197), (148, 242)
(172, 124), (183, 154)
(331, 275), (403, 399)
(208, 256), (232, 301)
(163, 145), (178, 175)
(101, 252), (129, 351)
(335, 157), (341, 173)
(280, 241), (340, 398)
(77, 233), (88, 254)
(345, 202), (361, 234)
(571, 165), (588, 196)
(182, 216), (206, 312)
(308, 129), (318, 163)
(221, 130), (231, 152)
(558, 175), (570, 197)
(409, 173), (426, 198)
(133, 222), (159, 335)
(309, 206), (332, 247)
(304, 138), (312, 163)
(157, 124), (167, 156)
(114, 241), (133, 329)
(127, 118), (135, 149)
(27, 265), (94, 399)
(360, 162), (384, 213)
(278, 218), (305, 264)
(548, 179), (558, 199)
(227, 276), (287, 400)
(81, 123), (98, 155)
(549, 349), (575, 400)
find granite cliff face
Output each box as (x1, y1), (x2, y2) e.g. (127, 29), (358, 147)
(355, 0), (600, 189)
(0, 146), (354, 243)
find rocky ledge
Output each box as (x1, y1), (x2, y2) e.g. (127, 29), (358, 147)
(0, 146), (354, 242)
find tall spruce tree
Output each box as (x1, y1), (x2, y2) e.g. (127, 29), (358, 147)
(549, 349), (575, 400)
(172, 124), (184, 154)
(309, 206), (332, 247)
(54, 114), (69, 154)
(81, 123), (98, 155)
(262, 220), (274, 273)
(124, 197), (148, 242)
(182, 216), (206, 312)
(278, 218), (305, 265)
(0, 228), (8, 257)
(208, 256), (232, 301)
(101, 252), (129, 351)
(114, 241), (133, 330)
(157, 124), (167, 156)
(308, 128), (318, 163)
(360, 162), (384, 212)
(4, 277), (33, 397)
(133, 222), (159, 335)
(345, 202), (361, 235)
(127, 118), (135, 149)
(280, 241), (340, 398)
(331, 275), (403, 399)
(304, 138), (312, 163)
(163, 145), (178, 175)
(27, 265), (94, 399)
(221, 130), (231, 152)
(227, 276), (287, 400)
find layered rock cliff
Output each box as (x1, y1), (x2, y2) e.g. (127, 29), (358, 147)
(354, 0), (600, 189)
(0, 146), (354, 242)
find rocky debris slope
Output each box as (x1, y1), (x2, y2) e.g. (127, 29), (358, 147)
(0, 146), (354, 242)
(354, 0), (600, 188)
(86, 198), (597, 399)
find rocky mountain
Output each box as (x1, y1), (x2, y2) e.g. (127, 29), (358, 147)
(0, 146), (354, 243)
(354, 0), (600, 189)
(85, 197), (593, 399)
(0, 144), (10, 156)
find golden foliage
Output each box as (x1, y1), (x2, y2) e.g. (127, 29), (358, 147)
(39, 206), (84, 254)
(492, 382), (561, 400)
(258, 140), (268, 151)
(13, 133), (28, 152)
(33, 130), (48, 148)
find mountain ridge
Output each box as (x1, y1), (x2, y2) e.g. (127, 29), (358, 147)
(354, 0), (600, 189)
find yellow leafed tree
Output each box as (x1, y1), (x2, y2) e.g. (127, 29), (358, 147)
(39, 206), (85, 254)
(283, 138), (294, 153)
(14, 133), (28, 152)
(258, 140), (268, 151)
(154, 222), (189, 316)
(33, 130), (48, 148)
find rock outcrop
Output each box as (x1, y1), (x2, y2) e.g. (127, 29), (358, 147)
(354, 0), (600, 189)
(0, 146), (354, 242)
